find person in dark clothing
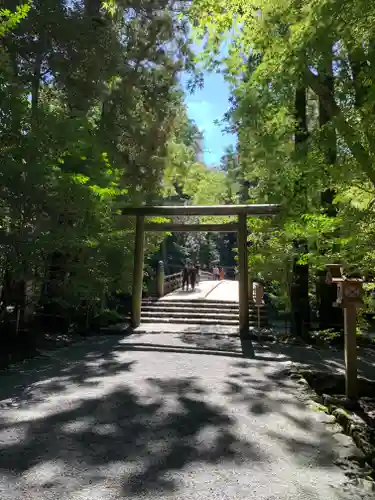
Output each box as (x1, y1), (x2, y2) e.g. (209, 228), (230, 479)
(189, 265), (197, 291)
(182, 265), (189, 291)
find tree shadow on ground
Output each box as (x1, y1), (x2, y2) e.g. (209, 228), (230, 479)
(268, 342), (375, 380)
(0, 368), (264, 496)
(179, 331), (289, 362)
(0, 336), (133, 408)
(180, 331), (243, 352)
(123, 342), (246, 358)
(119, 335), (358, 474)
(0, 333), (365, 498)
(172, 335), (364, 470)
(224, 358), (347, 470)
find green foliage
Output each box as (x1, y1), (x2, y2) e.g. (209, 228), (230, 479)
(0, 3), (29, 36)
(189, 0), (375, 315)
(93, 309), (126, 327)
(160, 112), (238, 270)
(308, 328), (375, 348)
(0, 0), (195, 332)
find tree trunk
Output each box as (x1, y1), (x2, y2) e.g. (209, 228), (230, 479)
(84, 0), (102, 17)
(305, 68), (375, 186)
(41, 250), (69, 330)
(317, 51), (344, 331)
(319, 54), (336, 215)
(291, 86), (310, 337)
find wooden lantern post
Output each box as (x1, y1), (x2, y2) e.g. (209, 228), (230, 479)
(325, 264), (343, 285)
(326, 265), (364, 400)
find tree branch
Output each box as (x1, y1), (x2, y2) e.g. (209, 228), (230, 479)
(305, 68), (375, 186)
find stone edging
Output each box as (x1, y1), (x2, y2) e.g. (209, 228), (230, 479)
(323, 399), (375, 469)
(291, 370), (375, 472)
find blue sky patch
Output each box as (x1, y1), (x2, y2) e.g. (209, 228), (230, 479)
(181, 71), (237, 166)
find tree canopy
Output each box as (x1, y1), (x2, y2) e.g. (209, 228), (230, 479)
(0, 1), (239, 345)
(0, 0), (203, 333)
(5, 0), (374, 343)
(188, 0), (375, 320)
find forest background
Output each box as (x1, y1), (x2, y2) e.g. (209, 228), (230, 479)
(1, 0), (375, 351)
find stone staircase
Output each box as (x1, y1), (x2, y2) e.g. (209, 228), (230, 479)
(141, 298), (268, 327)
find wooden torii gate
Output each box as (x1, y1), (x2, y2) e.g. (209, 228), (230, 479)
(122, 204), (279, 335)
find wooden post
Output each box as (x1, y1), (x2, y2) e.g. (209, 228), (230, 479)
(157, 260), (165, 298)
(161, 239), (168, 274)
(257, 306), (261, 341)
(248, 275), (253, 303)
(238, 213), (249, 335)
(344, 304), (358, 399)
(254, 283), (264, 341)
(131, 215), (145, 328)
(326, 268), (362, 401)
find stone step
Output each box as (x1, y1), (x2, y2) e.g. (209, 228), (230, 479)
(140, 317), (238, 326)
(142, 304), (238, 311)
(142, 303), (260, 312)
(140, 317), (268, 326)
(141, 310), (266, 321)
(141, 301), (266, 309)
(136, 323), (240, 335)
(143, 297), (239, 306)
(142, 301), (266, 315)
(142, 307), (267, 318)
(141, 310), (239, 320)
(141, 304), (241, 311)
(142, 299), (260, 310)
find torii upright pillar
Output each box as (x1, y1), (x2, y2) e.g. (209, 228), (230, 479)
(238, 213), (249, 335)
(132, 215), (145, 328)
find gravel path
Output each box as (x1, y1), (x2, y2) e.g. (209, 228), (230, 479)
(0, 332), (372, 499)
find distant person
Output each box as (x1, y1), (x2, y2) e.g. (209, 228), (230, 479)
(182, 265), (189, 291)
(220, 268), (225, 280)
(189, 264), (197, 291)
(213, 266), (219, 280)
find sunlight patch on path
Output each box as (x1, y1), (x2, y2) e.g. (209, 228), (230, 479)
(161, 280), (221, 301)
(205, 280), (239, 302)
(162, 280), (238, 302)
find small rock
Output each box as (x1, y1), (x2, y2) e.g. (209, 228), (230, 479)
(315, 412), (336, 424)
(332, 433), (365, 461)
(334, 432), (357, 448)
(297, 378), (309, 386)
(332, 407), (353, 428)
(328, 422), (346, 434)
(323, 394), (348, 407)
